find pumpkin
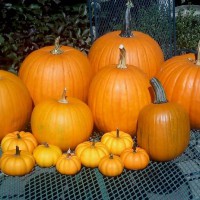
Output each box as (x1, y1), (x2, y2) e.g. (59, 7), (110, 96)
(19, 37), (92, 105)
(137, 78), (190, 162)
(156, 41), (200, 129)
(88, 45), (151, 135)
(0, 70), (32, 141)
(98, 154), (124, 177)
(75, 140), (109, 168)
(33, 143), (62, 167)
(101, 129), (134, 155)
(120, 143), (150, 170)
(31, 89), (93, 151)
(0, 146), (35, 176)
(1, 131), (38, 153)
(88, 1), (164, 78)
(56, 149), (81, 175)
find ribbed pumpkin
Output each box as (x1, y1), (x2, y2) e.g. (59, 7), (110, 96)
(31, 89), (93, 151)
(88, 1), (164, 78)
(0, 70), (32, 141)
(88, 45), (151, 136)
(156, 41), (200, 129)
(19, 37), (92, 105)
(137, 78), (190, 162)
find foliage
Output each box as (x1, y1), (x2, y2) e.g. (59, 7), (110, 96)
(0, 0), (91, 73)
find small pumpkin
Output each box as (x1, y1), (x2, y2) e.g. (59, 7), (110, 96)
(56, 149), (81, 175)
(75, 140), (109, 168)
(137, 77), (190, 162)
(0, 146), (35, 176)
(98, 154), (124, 177)
(33, 143), (62, 167)
(1, 131), (38, 153)
(101, 129), (134, 155)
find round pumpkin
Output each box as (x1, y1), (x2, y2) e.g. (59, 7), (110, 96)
(88, 1), (164, 78)
(98, 154), (124, 177)
(0, 70), (32, 141)
(31, 89), (93, 151)
(101, 129), (134, 155)
(88, 45), (151, 135)
(56, 149), (81, 175)
(137, 78), (190, 162)
(19, 37), (92, 105)
(33, 143), (62, 167)
(0, 146), (35, 176)
(1, 131), (38, 153)
(156, 41), (200, 129)
(75, 140), (109, 168)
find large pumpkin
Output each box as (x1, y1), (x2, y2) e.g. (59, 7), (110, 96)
(88, 1), (164, 78)
(0, 70), (32, 141)
(88, 45), (151, 136)
(31, 89), (93, 151)
(19, 37), (92, 105)
(137, 78), (190, 162)
(156, 41), (200, 129)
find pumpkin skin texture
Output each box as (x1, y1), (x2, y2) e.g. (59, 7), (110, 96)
(120, 146), (150, 170)
(75, 141), (109, 168)
(33, 143), (62, 167)
(98, 154), (124, 177)
(56, 149), (81, 175)
(137, 78), (190, 162)
(19, 37), (92, 105)
(31, 90), (93, 151)
(0, 146), (35, 176)
(101, 129), (134, 156)
(1, 131), (38, 153)
(0, 70), (33, 141)
(155, 46), (200, 129)
(88, 46), (151, 135)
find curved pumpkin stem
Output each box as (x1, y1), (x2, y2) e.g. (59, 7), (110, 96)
(150, 77), (168, 104)
(58, 88), (68, 104)
(119, 0), (134, 38)
(50, 36), (63, 55)
(196, 40), (200, 66)
(117, 45), (127, 69)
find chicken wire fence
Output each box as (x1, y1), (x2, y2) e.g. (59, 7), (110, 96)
(87, 0), (176, 59)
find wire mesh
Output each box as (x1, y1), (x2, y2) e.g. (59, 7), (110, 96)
(0, 129), (199, 200)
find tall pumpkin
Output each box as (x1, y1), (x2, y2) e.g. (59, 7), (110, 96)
(31, 89), (93, 151)
(19, 37), (92, 105)
(156, 41), (200, 129)
(0, 70), (32, 141)
(88, 0), (164, 78)
(88, 45), (151, 136)
(137, 78), (190, 162)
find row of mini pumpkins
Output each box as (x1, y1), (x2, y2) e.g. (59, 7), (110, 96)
(0, 130), (150, 177)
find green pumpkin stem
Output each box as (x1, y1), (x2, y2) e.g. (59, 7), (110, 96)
(119, 0), (134, 38)
(150, 77), (168, 104)
(196, 40), (200, 65)
(50, 36), (63, 55)
(58, 88), (68, 103)
(15, 146), (20, 156)
(117, 45), (127, 69)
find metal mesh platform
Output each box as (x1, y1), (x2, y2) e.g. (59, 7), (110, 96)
(0, 130), (199, 200)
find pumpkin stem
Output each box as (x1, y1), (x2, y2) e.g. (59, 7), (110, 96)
(50, 36), (63, 55)
(116, 128), (120, 138)
(109, 153), (114, 159)
(15, 146), (21, 156)
(43, 142), (49, 148)
(67, 148), (72, 158)
(117, 45), (127, 69)
(196, 40), (200, 66)
(58, 88), (68, 103)
(150, 77), (168, 104)
(133, 136), (137, 153)
(17, 132), (21, 139)
(119, 0), (134, 38)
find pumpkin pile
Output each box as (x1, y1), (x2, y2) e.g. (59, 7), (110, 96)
(0, 0), (195, 178)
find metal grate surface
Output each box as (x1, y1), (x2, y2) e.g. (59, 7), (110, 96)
(0, 129), (199, 200)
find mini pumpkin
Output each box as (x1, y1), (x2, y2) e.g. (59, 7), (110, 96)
(1, 131), (38, 153)
(33, 143), (62, 167)
(0, 146), (35, 176)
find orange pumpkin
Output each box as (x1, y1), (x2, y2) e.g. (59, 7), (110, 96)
(19, 37), (92, 105)
(0, 70), (32, 141)
(1, 131), (38, 153)
(156, 41), (200, 129)
(137, 78), (190, 162)
(88, 45), (151, 135)
(88, 1), (164, 78)
(31, 89), (93, 151)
